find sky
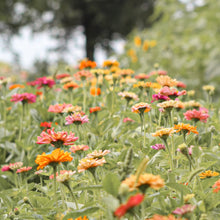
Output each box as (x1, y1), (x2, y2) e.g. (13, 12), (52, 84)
(0, 26), (125, 70)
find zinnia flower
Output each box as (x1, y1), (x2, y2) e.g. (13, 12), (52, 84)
(79, 59), (96, 70)
(151, 144), (165, 150)
(184, 109), (209, 123)
(65, 113), (89, 125)
(16, 166), (32, 173)
(9, 162), (23, 170)
(90, 87), (101, 96)
(74, 70), (93, 81)
(159, 86), (186, 98)
(63, 82), (79, 90)
(90, 106), (101, 113)
(68, 217), (89, 220)
(69, 145), (89, 153)
(151, 94), (170, 103)
(56, 73), (71, 79)
(134, 73), (150, 80)
(77, 158), (106, 173)
(1, 165), (10, 172)
(11, 93), (36, 104)
(86, 150), (110, 159)
(123, 117), (135, 123)
(114, 194), (144, 218)
(35, 76), (55, 89)
(9, 84), (25, 90)
(36, 128), (78, 147)
(156, 75), (177, 87)
(174, 123), (198, 135)
(40, 122), (52, 129)
(199, 170), (219, 179)
(172, 204), (196, 215)
(48, 103), (73, 114)
(103, 60), (119, 68)
(152, 128), (175, 139)
(56, 171), (76, 183)
(131, 102), (151, 114)
(122, 173), (164, 191)
(35, 148), (73, 170)
(212, 179), (220, 193)
(49, 170), (75, 179)
(146, 214), (183, 220)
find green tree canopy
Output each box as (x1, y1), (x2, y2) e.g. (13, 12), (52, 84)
(0, 0), (157, 60)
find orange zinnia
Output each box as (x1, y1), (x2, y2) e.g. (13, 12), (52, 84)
(63, 82), (79, 90)
(90, 87), (101, 96)
(9, 84), (25, 90)
(35, 148), (73, 170)
(152, 128), (175, 138)
(79, 59), (96, 70)
(122, 173), (164, 191)
(174, 123), (198, 135)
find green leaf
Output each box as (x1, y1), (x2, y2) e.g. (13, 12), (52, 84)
(63, 206), (99, 220)
(102, 173), (120, 197)
(166, 182), (191, 194)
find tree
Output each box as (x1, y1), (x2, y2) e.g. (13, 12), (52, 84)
(0, 0), (157, 60)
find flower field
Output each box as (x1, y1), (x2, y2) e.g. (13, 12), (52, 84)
(0, 58), (220, 220)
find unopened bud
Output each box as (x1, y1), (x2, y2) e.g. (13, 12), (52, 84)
(14, 208), (19, 215)
(178, 143), (188, 156)
(118, 183), (129, 196)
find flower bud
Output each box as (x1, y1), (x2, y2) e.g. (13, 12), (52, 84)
(118, 183), (129, 196)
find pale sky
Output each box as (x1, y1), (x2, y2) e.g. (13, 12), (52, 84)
(0, 26), (125, 70)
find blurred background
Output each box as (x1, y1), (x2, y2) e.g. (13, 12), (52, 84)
(0, 0), (219, 97)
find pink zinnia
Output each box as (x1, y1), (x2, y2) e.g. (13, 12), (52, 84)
(151, 144), (165, 150)
(159, 86), (186, 98)
(35, 76), (55, 89)
(65, 113), (89, 125)
(1, 165), (10, 172)
(184, 109), (209, 123)
(9, 162), (23, 170)
(151, 94), (169, 103)
(123, 117), (135, 123)
(27, 81), (37, 87)
(48, 103), (73, 113)
(36, 127), (78, 147)
(69, 145), (89, 153)
(172, 204), (196, 215)
(49, 170), (74, 179)
(177, 81), (187, 88)
(74, 70), (93, 81)
(149, 70), (167, 76)
(11, 93), (36, 104)
(16, 166), (32, 173)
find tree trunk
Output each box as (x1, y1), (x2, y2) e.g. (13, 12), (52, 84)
(84, 17), (95, 60)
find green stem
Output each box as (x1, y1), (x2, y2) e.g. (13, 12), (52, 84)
(18, 102), (25, 141)
(53, 166), (58, 209)
(66, 184), (79, 209)
(163, 139), (174, 171)
(142, 114), (146, 150)
(83, 80), (86, 112)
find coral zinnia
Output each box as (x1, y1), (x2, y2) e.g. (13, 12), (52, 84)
(48, 103), (73, 114)
(184, 109), (209, 123)
(174, 123), (198, 135)
(90, 87), (101, 96)
(36, 128), (78, 147)
(77, 158), (106, 173)
(63, 82), (79, 90)
(69, 145), (89, 153)
(35, 148), (73, 170)
(16, 166), (32, 173)
(212, 179), (220, 193)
